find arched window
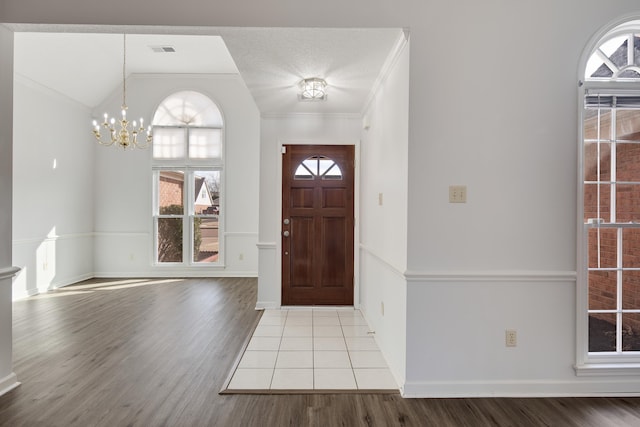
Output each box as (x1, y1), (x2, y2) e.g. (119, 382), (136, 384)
(579, 20), (640, 371)
(294, 155), (343, 180)
(585, 30), (640, 80)
(152, 90), (223, 159)
(152, 91), (223, 265)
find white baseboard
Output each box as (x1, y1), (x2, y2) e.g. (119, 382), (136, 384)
(12, 272), (94, 301)
(50, 273), (94, 289)
(0, 373), (20, 397)
(93, 271), (258, 278)
(12, 287), (39, 301)
(255, 301), (279, 310)
(402, 379), (640, 398)
(14, 272), (257, 301)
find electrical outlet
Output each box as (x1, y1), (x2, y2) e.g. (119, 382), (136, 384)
(449, 185), (467, 203)
(505, 329), (517, 347)
(378, 193), (384, 206)
(381, 301), (385, 316)
(239, 253), (244, 261)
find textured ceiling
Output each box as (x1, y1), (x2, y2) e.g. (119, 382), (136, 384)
(219, 27), (404, 114)
(13, 28), (404, 115)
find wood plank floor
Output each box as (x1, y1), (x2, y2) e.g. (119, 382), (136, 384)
(1, 277), (640, 426)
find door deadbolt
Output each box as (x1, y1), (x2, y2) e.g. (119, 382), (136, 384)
(283, 218), (290, 225)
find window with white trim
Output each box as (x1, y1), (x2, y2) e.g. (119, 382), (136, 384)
(152, 91), (223, 265)
(581, 22), (640, 365)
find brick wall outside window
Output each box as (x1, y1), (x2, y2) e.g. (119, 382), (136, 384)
(159, 172), (184, 210)
(585, 111), (640, 334)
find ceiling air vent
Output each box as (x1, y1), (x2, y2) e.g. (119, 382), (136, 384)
(150, 46), (176, 53)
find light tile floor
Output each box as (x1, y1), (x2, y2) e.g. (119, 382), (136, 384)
(227, 308), (398, 391)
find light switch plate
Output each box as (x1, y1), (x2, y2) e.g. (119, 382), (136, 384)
(449, 185), (467, 203)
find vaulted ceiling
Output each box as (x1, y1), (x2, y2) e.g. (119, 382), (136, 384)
(13, 27), (404, 115)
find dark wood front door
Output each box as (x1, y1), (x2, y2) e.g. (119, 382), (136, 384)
(282, 145), (355, 305)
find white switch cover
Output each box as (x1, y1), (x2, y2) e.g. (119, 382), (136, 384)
(449, 185), (467, 203)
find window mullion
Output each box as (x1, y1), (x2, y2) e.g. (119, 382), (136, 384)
(617, 226), (623, 353)
(597, 105), (602, 268)
(611, 108), (617, 224)
(612, 106), (622, 353)
(153, 217), (159, 263)
(597, 49), (620, 75)
(610, 106), (622, 353)
(185, 168), (193, 265)
(152, 169), (159, 216)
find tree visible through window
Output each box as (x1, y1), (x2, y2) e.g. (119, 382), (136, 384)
(152, 91), (223, 265)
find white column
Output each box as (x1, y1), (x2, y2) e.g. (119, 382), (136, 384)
(0, 25), (20, 397)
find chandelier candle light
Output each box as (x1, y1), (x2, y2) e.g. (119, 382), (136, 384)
(92, 34), (152, 149)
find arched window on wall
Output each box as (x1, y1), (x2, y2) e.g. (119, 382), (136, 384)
(151, 91), (224, 265)
(579, 20), (640, 372)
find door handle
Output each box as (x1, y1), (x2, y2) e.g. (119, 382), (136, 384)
(283, 231), (290, 237)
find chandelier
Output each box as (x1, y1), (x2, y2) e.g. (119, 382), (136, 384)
(92, 34), (152, 149)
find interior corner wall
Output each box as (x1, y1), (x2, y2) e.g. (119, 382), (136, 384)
(11, 75), (95, 299)
(257, 115), (361, 308)
(358, 39), (410, 387)
(93, 74), (260, 277)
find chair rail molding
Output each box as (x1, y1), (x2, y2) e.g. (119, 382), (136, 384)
(256, 242), (277, 250)
(404, 270), (577, 283)
(0, 266), (21, 281)
(359, 244), (405, 279)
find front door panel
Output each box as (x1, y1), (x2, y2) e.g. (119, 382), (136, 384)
(282, 145), (354, 305)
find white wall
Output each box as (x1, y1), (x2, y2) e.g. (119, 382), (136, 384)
(12, 75), (95, 299)
(93, 74), (260, 277)
(257, 115), (361, 308)
(3, 0), (640, 398)
(358, 38), (409, 387)
(402, 4), (640, 397)
(404, 276), (581, 397)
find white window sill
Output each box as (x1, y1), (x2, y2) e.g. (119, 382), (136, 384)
(575, 363), (640, 377)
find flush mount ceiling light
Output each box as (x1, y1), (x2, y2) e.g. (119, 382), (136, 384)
(299, 77), (328, 101)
